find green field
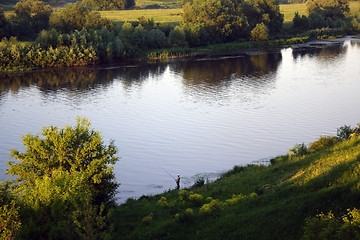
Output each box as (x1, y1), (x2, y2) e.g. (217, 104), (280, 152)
(99, 8), (182, 23)
(101, 1), (360, 24)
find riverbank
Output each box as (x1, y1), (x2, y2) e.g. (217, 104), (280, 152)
(110, 127), (360, 239)
(1, 32), (355, 77)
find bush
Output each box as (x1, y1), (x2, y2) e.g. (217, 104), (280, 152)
(199, 199), (222, 216)
(251, 23), (269, 41)
(157, 196), (168, 207)
(188, 193), (203, 206)
(192, 178), (205, 188)
(179, 190), (190, 201)
(308, 135), (338, 152)
(303, 208), (360, 240)
(142, 213), (153, 225)
(175, 208), (194, 223)
(289, 143), (308, 156)
(337, 125), (354, 140)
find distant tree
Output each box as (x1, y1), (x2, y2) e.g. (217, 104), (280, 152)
(306, 0), (350, 20)
(251, 22), (269, 41)
(292, 11), (310, 32)
(10, 0), (52, 39)
(0, 8), (9, 38)
(82, 0), (135, 10)
(182, 0), (283, 42)
(49, 2), (114, 32)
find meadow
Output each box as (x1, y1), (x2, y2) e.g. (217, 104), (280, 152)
(100, 1), (360, 24)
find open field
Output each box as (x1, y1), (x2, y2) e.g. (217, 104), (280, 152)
(101, 2), (360, 24)
(99, 8), (182, 23)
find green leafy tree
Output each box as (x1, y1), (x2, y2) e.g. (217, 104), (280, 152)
(182, 0), (283, 42)
(5, 117), (119, 239)
(49, 3), (114, 33)
(251, 22), (269, 41)
(0, 8), (9, 38)
(10, 0), (52, 39)
(0, 182), (21, 240)
(306, 0), (350, 20)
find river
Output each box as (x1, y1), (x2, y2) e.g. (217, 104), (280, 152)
(1, 36), (360, 202)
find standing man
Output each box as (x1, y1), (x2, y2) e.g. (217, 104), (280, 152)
(176, 174), (180, 189)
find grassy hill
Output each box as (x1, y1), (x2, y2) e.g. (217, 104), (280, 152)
(110, 130), (360, 240)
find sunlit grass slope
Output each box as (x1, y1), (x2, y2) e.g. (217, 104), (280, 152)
(111, 134), (360, 240)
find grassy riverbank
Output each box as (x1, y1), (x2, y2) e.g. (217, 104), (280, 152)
(111, 127), (360, 240)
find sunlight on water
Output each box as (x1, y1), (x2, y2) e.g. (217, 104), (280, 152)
(1, 37), (360, 202)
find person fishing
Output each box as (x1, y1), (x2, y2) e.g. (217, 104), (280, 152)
(176, 174), (180, 189)
(161, 167), (180, 189)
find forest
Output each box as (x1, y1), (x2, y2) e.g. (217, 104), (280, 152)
(0, 0), (359, 73)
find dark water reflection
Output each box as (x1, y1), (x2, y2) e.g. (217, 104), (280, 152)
(1, 37), (360, 202)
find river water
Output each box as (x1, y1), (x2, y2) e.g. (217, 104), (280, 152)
(1, 37), (360, 202)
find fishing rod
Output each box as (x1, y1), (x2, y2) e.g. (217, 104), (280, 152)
(160, 167), (176, 181)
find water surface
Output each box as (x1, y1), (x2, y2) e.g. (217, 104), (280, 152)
(1, 37), (360, 202)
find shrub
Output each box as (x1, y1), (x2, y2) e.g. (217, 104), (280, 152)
(169, 26), (187, 47)
(179, 190), (190, 201)
(175, 208), (194, 223)
(251, 23), (269, 41)
(188, 193), (203, 206)
(199, 199), (222, 216)
(157, 196), (168, 207)
(303, 208), (360, 240)
(337, 125), (354, 140)
(192, 178), (205, 188)
(308, 135), (338, 152)
(142, 213), (153, 225)
(289, 143), (308, 156)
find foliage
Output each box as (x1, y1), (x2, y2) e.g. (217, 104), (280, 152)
(188, 193), (203, 206)
(5, 117), (119, 239)
(49, 3), (114, 33)
(182, 0), (283, 43)
(175, 208), (194, 223)
(289, 142), (308, 156)
(0, 8), (9, 39)
(292, 11), (310, 32)
(199, 199), (222, 215)
(308, 135), (338, 152)
(306, 0), (350, 20)
(251, 22), (269, 41)
(303, 208), (360, 239)
(141, 213), (153, 225)
(157, 196), (169, 207)
(0, 183), (21, 240)
(179, 189), (190, 201)
(192, 177), (205, 188)
(82, 0), (135, 10)
(337, 124), (354, 140)
(9, 0), (52, 39)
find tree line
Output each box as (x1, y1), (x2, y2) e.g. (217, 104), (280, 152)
(1, 0), (360, 73)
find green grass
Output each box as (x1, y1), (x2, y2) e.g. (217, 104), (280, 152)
(99, 8), (182, 23)
(111, 134), (360, 240)
(100, 2), (360, 24)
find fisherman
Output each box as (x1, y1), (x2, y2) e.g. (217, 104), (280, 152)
(176, 174), (180, 189)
